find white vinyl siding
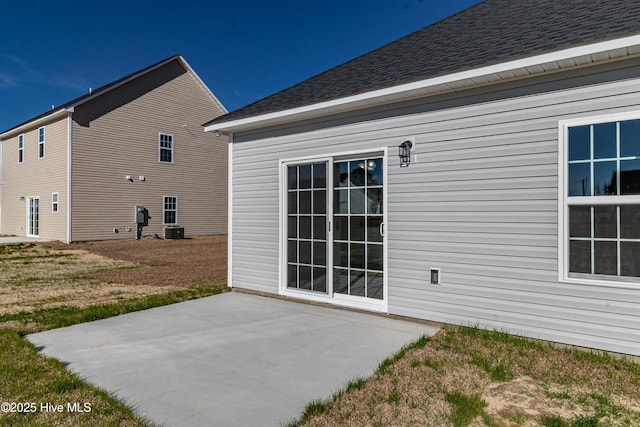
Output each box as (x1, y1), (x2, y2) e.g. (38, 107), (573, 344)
(230, 63), (640, 356)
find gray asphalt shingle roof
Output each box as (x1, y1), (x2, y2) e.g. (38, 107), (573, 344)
(209, 0), (640, 126)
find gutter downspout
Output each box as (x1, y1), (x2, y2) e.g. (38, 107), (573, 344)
(0, 138), (3, 229)
(227, 132), (233, 288)
(66, 110), (73, 243)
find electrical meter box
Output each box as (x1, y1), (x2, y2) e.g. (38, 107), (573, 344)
(135, 205), (149, 226)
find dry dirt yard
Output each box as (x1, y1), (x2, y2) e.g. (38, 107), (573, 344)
(0, 235), (226, 315)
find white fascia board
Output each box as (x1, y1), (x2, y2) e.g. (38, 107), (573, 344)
(0, 108), (72, 139)
(206, 33), (640, 133)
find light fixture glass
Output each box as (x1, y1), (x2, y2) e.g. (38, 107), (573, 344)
(399, 140), (413, 167)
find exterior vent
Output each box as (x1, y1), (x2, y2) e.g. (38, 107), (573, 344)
(430, 268), (441, 285)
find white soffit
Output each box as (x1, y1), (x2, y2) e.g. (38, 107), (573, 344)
(206, 34), (640, 133)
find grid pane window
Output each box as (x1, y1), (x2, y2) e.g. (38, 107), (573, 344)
(52, 192), (59, 213)
(567, 118), (640, 280)
(333, 158), (383, 299)
(568, 205), (640, 278)
(163, 196), (177, 224)
(287, 163), (328, 293)
(18, 134), (24, 163)
(159, 133), (173, 163)
(38, 127), (45, 159)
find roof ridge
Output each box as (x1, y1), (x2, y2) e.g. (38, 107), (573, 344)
(1, 54), (182, 135)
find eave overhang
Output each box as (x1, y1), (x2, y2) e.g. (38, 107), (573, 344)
(0, 108), (73, 140)
(205, 33), (640, 135)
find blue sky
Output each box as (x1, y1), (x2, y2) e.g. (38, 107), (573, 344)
(0, 0), (481, 131)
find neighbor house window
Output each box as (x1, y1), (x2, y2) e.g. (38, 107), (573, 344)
(562, 116), (640, 283)
(38, 127), (45, 159)
(163, 196), (177, 224)
(159, 133), (173, 163)
(18, 134), (24, 163)
(52, 192), (59, 213)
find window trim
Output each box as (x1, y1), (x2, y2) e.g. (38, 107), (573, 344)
(163, 195), (178, 225)
(52, 192), (59, 213)
(158, 132), (174, 164)
(38, 126), (45, 159)
(18, 134), (24, 163)
(559, 111), (640, 288)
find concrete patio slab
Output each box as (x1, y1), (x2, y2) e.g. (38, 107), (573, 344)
(27, 292), (439, 427)
(0, 236), (47, 244)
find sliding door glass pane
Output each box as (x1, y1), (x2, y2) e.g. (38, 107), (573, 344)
(350, 271), (366, 297)
(333, 157), (384, 299)
(367, 272), (383, 300)
(287, 163), (328, 294)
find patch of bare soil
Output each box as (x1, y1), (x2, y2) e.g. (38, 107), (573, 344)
(44, 235), (227, 287)
(0, 235), (227, 315)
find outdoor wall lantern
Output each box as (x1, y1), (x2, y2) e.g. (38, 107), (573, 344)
(399, 140), (413, 167)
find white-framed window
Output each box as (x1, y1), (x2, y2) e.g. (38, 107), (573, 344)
(559, 112), (640, 285)
(52, 192), (59, 213)
(163, 196), (177, 224)
(18, 134), (24, 163)
(159, 133), (173, 163)
(38, 126), (45, 159)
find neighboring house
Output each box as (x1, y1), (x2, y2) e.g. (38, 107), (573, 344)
(205, 0), (640, 356)
(0, 55), (227, 242)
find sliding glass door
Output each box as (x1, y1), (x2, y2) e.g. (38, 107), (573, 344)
(284, 155), (384, 305)
(27, 197), (40, 237)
